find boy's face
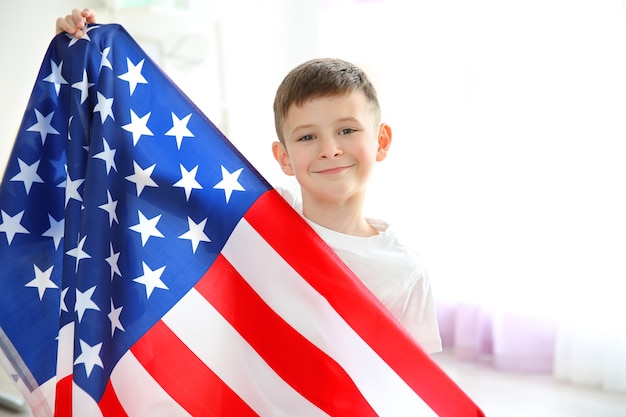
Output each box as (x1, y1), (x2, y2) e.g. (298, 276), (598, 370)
(272, 92), (391, 206)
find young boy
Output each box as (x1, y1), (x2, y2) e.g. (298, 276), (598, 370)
(56, 9), (442, 353)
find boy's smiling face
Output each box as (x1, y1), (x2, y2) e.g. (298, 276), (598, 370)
(273, 91), (391, 206)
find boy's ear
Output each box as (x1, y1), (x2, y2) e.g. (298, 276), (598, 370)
(272, 141), (295, 176)
(376, 123), (392, 162)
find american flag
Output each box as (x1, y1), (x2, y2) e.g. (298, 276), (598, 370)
(0, 24), (484, 416)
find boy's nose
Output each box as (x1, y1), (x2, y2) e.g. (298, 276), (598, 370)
(318, 136), (342, 159)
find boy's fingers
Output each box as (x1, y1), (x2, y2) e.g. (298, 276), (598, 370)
(55, 17), (67, 35)
(82, 8), (97, 24)
(55, 8), (97, 37)
(55, 16), (75, 35)
(71, 8), (86, 29)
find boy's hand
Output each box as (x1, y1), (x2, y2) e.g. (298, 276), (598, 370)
(55, 8), (97, 38)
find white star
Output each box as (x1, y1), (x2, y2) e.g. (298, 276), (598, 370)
(118, 58), (147, 95)
(179, 217), (210, 253)
(75, 286), (100, 322)
(93, 138), (117, 174)
(42, 214), (64, 250)
(10, 158), (44, 194)
(108, 299), (125, 337)
(25, 265), (57, 300)
(67, 25), (99, 47)
(98, 190), (118, 226)
(66, 235), (91, 273)
(122, 110), (153, 146)
(165, 113), (194, 149)
(125, 161), (158, 196)
(93, 92), (114, 124)
(71, 69), (94, 104)
(174, 164), (202, 201)
(43, 60), (67, 95)
(106, 243), (121, 281)
(213, 166), (245, 203)
(27, 109), (60, 145)
(100, 47), (112, 72)
(0, 210), (29, 245)
(129, 211), (164, 246)
(134, 261), (168, 299)
(60, 287), (69, 313)
(63, 171), (84, 207)
(74, 340), (103, 377)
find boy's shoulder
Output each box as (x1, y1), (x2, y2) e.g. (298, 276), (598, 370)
(275, 185), (300, 209)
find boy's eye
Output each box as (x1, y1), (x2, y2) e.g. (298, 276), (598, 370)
(339, 128), (356, 135)
(298, 134), (315, 142)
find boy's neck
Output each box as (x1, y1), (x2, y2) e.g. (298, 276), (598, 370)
(301, 195), (378, 237)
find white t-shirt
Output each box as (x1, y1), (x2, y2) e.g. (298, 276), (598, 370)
(279, 188), (442, 353)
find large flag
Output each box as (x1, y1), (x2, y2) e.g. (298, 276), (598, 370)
(0, 24), (484, 416)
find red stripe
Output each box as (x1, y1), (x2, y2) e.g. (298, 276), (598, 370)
(196, 254), (378, 416)
(98, 380), (128, 417)
(55, 374), (72, 417)
(131, 320), (258, 417)
(246, 190), (485, 417)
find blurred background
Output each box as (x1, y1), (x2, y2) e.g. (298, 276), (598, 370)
(1, 0), (626, 415)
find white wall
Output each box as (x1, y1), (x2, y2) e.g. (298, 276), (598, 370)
(315, 0), (626, 319)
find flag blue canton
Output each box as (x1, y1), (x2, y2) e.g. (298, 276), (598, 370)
(0, 24), (270, 402)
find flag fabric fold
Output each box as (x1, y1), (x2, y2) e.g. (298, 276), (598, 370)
(0, 24), (484, 416)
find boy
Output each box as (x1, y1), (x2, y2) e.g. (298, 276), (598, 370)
(56, 9), (442, 353)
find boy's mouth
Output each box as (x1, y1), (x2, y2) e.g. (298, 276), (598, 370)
(314, 164), (355, 175)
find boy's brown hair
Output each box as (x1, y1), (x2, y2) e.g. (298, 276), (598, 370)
(273, 58), (382, 144)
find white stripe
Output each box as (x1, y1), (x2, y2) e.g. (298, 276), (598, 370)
(56, 322), (74, 380)
(163, 288), (330, 417)
(32, 379), (55, 417)
(72, 382), (103, 417)
(4, 322), (75, 417)
(111, 351), (191, 417)
(223, 219), (437, 417)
